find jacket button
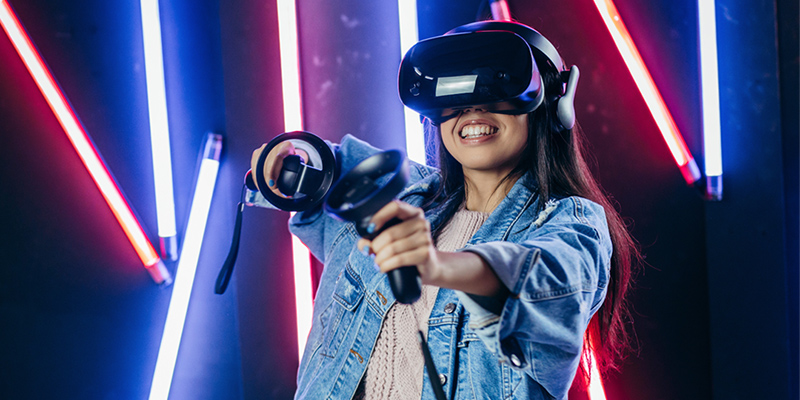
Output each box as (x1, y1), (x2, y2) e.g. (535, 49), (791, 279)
(443, 303), (456, 314)
(510, 354), (523, 367)
(438, 373), (447, 385)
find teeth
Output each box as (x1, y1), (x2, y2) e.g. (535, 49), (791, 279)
(459, 124), (498, 139)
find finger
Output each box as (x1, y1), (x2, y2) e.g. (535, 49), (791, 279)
(377, 247), (430, 274)
(265, 141), (297, 186)
(263, 141), (298, 198)
(356, 238), (373, 255)
(295, 149), (310, 163)
(369, 200), (424, 233)
(250, 143), (271, 192)
(370, 217), (430, 254)
(373, 230), (432, 266)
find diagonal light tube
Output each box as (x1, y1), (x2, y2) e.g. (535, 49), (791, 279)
(148, 133), (222, 400)
(0, 0), (170, 284)
(592, 0), (701, 185)
(140, 0), (179, 258)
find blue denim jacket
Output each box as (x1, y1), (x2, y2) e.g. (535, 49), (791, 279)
(250, 135), (612, 399)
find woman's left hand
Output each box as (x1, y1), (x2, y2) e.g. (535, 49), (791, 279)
(357, 200), (442, 284)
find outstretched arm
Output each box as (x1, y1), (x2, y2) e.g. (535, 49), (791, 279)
(357, 200), (509, 298)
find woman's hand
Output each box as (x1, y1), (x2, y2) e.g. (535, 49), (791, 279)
(357, 200), (508, 297)
(357, 200), (444, 285)
(250, 141), (309, 199)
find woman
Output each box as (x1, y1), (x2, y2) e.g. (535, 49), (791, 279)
(251, 21), (637, 400)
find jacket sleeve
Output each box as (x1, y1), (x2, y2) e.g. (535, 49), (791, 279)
(456, 196), (612, 396)
(288, 134), (379, 263)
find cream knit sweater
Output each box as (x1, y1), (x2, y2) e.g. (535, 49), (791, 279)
(354, 208), (489, 400)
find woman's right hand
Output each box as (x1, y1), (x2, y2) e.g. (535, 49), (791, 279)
(250, 141), (308, 199)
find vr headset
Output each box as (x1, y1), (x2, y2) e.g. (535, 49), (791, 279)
(398, 21), (579, 129)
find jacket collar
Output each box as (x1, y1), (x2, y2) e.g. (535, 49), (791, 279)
(468, 172), (539, 244)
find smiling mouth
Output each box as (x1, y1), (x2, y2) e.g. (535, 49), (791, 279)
(459, 124), (499, 139)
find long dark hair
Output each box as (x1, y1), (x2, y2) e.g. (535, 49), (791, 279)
(421, 67), (640, 380)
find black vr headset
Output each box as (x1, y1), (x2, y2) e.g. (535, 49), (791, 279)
(398, 21), (580, 130)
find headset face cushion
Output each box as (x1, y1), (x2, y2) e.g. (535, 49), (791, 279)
(398, 31), (544, 124)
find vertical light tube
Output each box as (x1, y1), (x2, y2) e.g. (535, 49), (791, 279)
(148, 133), (222, 400)
(276, 0), (314, 361)
(698, 0), (723, 200)
(0, 0), (170, 284)
(397, 0), (426, 165)
(592, 0), (702, 185)
(277, 0), (303, 132)
(140, 0), (179, 259)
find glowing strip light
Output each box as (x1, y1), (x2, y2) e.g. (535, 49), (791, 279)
(140, 0), (178, 257)
(148, 133), (222, 400)
(592, 0), (701, 185)
(489, 0), (512, 21)
(584, 351), (607, 400)
(0, 0), (169, 284)
(277, 0), (303, 132)
(698, 0), (722, 200)
(397, 0), (426, 165)
(290, 226), (313, 360)
(276, 0), (314, 361)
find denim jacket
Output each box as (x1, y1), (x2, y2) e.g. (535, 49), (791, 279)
(249, 134), (612, 399)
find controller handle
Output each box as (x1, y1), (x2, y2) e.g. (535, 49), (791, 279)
(355, 216), (421, 304)
(325, 150), (421, 304)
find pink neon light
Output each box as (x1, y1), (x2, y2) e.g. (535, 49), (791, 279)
(586, 351), (607, 400)
(0, 0), (169, 283)
(489, 0), (512, 21)
(592, 0), (701, 184)
(276, 0), (314, 360)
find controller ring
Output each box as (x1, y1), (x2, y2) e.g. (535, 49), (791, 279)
(255, 131), (337, 211)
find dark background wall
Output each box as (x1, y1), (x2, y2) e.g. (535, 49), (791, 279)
(0, 0), (796, 399)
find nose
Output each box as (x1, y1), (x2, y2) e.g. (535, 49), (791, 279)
(461, 106), (486, 114)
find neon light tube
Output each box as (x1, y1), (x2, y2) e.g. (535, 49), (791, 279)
(277, 0), (303, 133)
(698, 0), (722, 200)
(148, 133), (222, 400)
(585, 351), (607, 400)
(0, 0), (170, 284)
(592, 0), (701, 185)
(489, 0), (512, 21)
(276, 0), (314, 361)
(397, 0), (426, 165)
(290, 222), (313, 360)
(140, 0), (179, 258)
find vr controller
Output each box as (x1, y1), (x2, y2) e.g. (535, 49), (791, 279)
(216, 131), (422, 305)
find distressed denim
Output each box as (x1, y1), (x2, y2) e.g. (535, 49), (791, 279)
(252, 135), (612, 399)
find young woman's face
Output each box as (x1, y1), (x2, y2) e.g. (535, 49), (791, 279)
(439, 110), (529, 176)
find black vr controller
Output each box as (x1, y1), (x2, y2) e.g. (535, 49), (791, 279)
(324, 149), (421, 305)
(216, 132), (422, 306)
(215, 131), (337, 294)
(247, 131), (338, 211)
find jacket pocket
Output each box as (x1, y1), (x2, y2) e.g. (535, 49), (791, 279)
(319, 263), (364, 358)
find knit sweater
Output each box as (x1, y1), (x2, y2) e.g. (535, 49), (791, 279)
(354, 208), (489, 400)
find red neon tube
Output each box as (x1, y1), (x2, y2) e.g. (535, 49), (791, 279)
(592, 0), (701, 184)
(487, 5), (610, 398)
(0, 0), (170, 284)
